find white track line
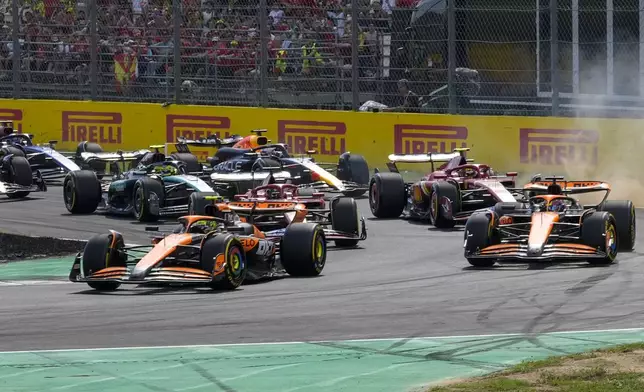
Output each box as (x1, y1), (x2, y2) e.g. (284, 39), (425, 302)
(1, 327), (643, 355)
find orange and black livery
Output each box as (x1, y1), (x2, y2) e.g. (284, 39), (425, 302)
(69, 211), (328, 292)
(463, 175), (636, 267)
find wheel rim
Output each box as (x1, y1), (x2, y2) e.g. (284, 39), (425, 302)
(430, 192), (438, 223)
(134, 188), (143, 217)
(64, 181), (74, 209)
(313, 231), (326, 270)
(631, 205), (636, 246)
(229, 246), (245, 277)
(369, 183), (379, 212)
(606, 223), (617, 259)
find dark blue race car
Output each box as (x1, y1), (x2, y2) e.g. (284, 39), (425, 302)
(172, 130), (370, 199)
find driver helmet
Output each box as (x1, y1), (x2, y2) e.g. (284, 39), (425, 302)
(549, 199), (567, 212)
(153, 164), (178, 176)
(266, 188), (281, 200)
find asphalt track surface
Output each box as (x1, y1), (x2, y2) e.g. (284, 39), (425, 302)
(1, 190), (644, 352)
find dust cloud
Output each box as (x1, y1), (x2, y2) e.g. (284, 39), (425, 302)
(532, 30), (644, 207)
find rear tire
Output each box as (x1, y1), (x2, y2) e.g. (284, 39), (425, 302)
(5, 156), (33, 198)
(330, 197), (360, 247)
(369, 172), (406, 218)
(280, 223), (326, 276)
(1, 145), (25, 157)
(63, 170), (102, 214)
(337, 153), (369, 195)
(464, 212), (497, 267)
(200, 234), (246, 290)
(132, 177), (165, 222)
(76, 141), (105, 173)
(429, 181), (461, 229)
(598, 200), (636, 251)
(170, 152), (201, 173)
(82, 232), (126, 291)
(582, 212), (618, 265)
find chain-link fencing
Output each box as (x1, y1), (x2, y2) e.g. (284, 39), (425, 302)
(0, 0), (641, 117)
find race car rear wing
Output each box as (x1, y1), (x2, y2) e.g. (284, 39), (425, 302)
(523, 175), (611, 204)
(385, 148), (474, 173)
(78, 150), (150, 163)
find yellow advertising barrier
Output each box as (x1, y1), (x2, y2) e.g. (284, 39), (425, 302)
(0, 99), (642, 189)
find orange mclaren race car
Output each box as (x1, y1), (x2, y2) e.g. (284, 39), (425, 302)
(463, 176), (636, 267)
(68, 210), (327, 291)
(188, 187), (367, 247)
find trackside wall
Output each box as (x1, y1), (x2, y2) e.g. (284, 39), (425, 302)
(1, 99), (643, 200)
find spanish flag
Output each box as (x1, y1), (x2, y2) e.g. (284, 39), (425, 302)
(114, 52), (138, 92)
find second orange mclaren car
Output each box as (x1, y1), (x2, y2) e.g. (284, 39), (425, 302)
(464, 176), (636, 267)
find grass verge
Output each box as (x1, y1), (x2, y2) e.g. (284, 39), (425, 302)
(427, 342), (644, 392)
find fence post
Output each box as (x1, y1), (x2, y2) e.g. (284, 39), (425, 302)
(89, 0), (98, 100)
(11, 0), (20, 98)
(173, 0), (181, 104)
(351, 0), (359, 110)
(259, 0), (268, 107)
(550, 0), (560, 116)
(447, 0), (456, 114)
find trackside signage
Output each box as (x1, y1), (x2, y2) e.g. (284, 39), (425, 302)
(62, 111), (123, 144)
(519, 128), (599, 166)
(277, 120), (346, 155)
(0, 109), (23, 133)
(165, 114), (232, 142)
(393, 125), (468, 154)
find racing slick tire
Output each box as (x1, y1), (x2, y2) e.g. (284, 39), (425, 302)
(281, 223), (326, 276)
(200, 234), (247, 290)
(188, 191), (221, 215)
(330, 197), (360, 247)
(598, 200), (636, 251)
(4, 156), (33, 199)
(581, 211), (619, 265)
(76, 141), (106, 173)
(82, 232), (126, 291)
(170, 152), (201, 173)
(63, 170), (102, 214)
(337, 153), (369, 196)
(369, 172), (406, 218)
(429, 181), (461, 229)
(464, 212), (498, 268)
(132, 177), (165, 222)
(0, 145), (25, 157)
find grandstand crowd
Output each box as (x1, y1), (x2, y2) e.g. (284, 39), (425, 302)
(0, 0), (417, 96)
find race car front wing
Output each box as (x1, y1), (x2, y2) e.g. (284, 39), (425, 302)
(466, 242), (608, 262)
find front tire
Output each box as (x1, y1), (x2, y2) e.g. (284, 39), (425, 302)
(82, 232), (126, 291)
(132, 177), (165, 222)
(5, 156), (33, 198)
(429, 181), (461, 229)
(598, 200), (636, 251)
(330, 197), (360, 247)
(200, 234), (247, 290)
(170, 152), (201, 173)
(280, 223), (326, 276)
(189, 192), (221, 215)
(369, 172), (406, 218)
(63, 170), (102, 213)
(464, 212), (497, 268)
(582, 212), (619, 265)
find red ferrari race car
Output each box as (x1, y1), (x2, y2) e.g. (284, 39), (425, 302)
(368, 148), (522, 228)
